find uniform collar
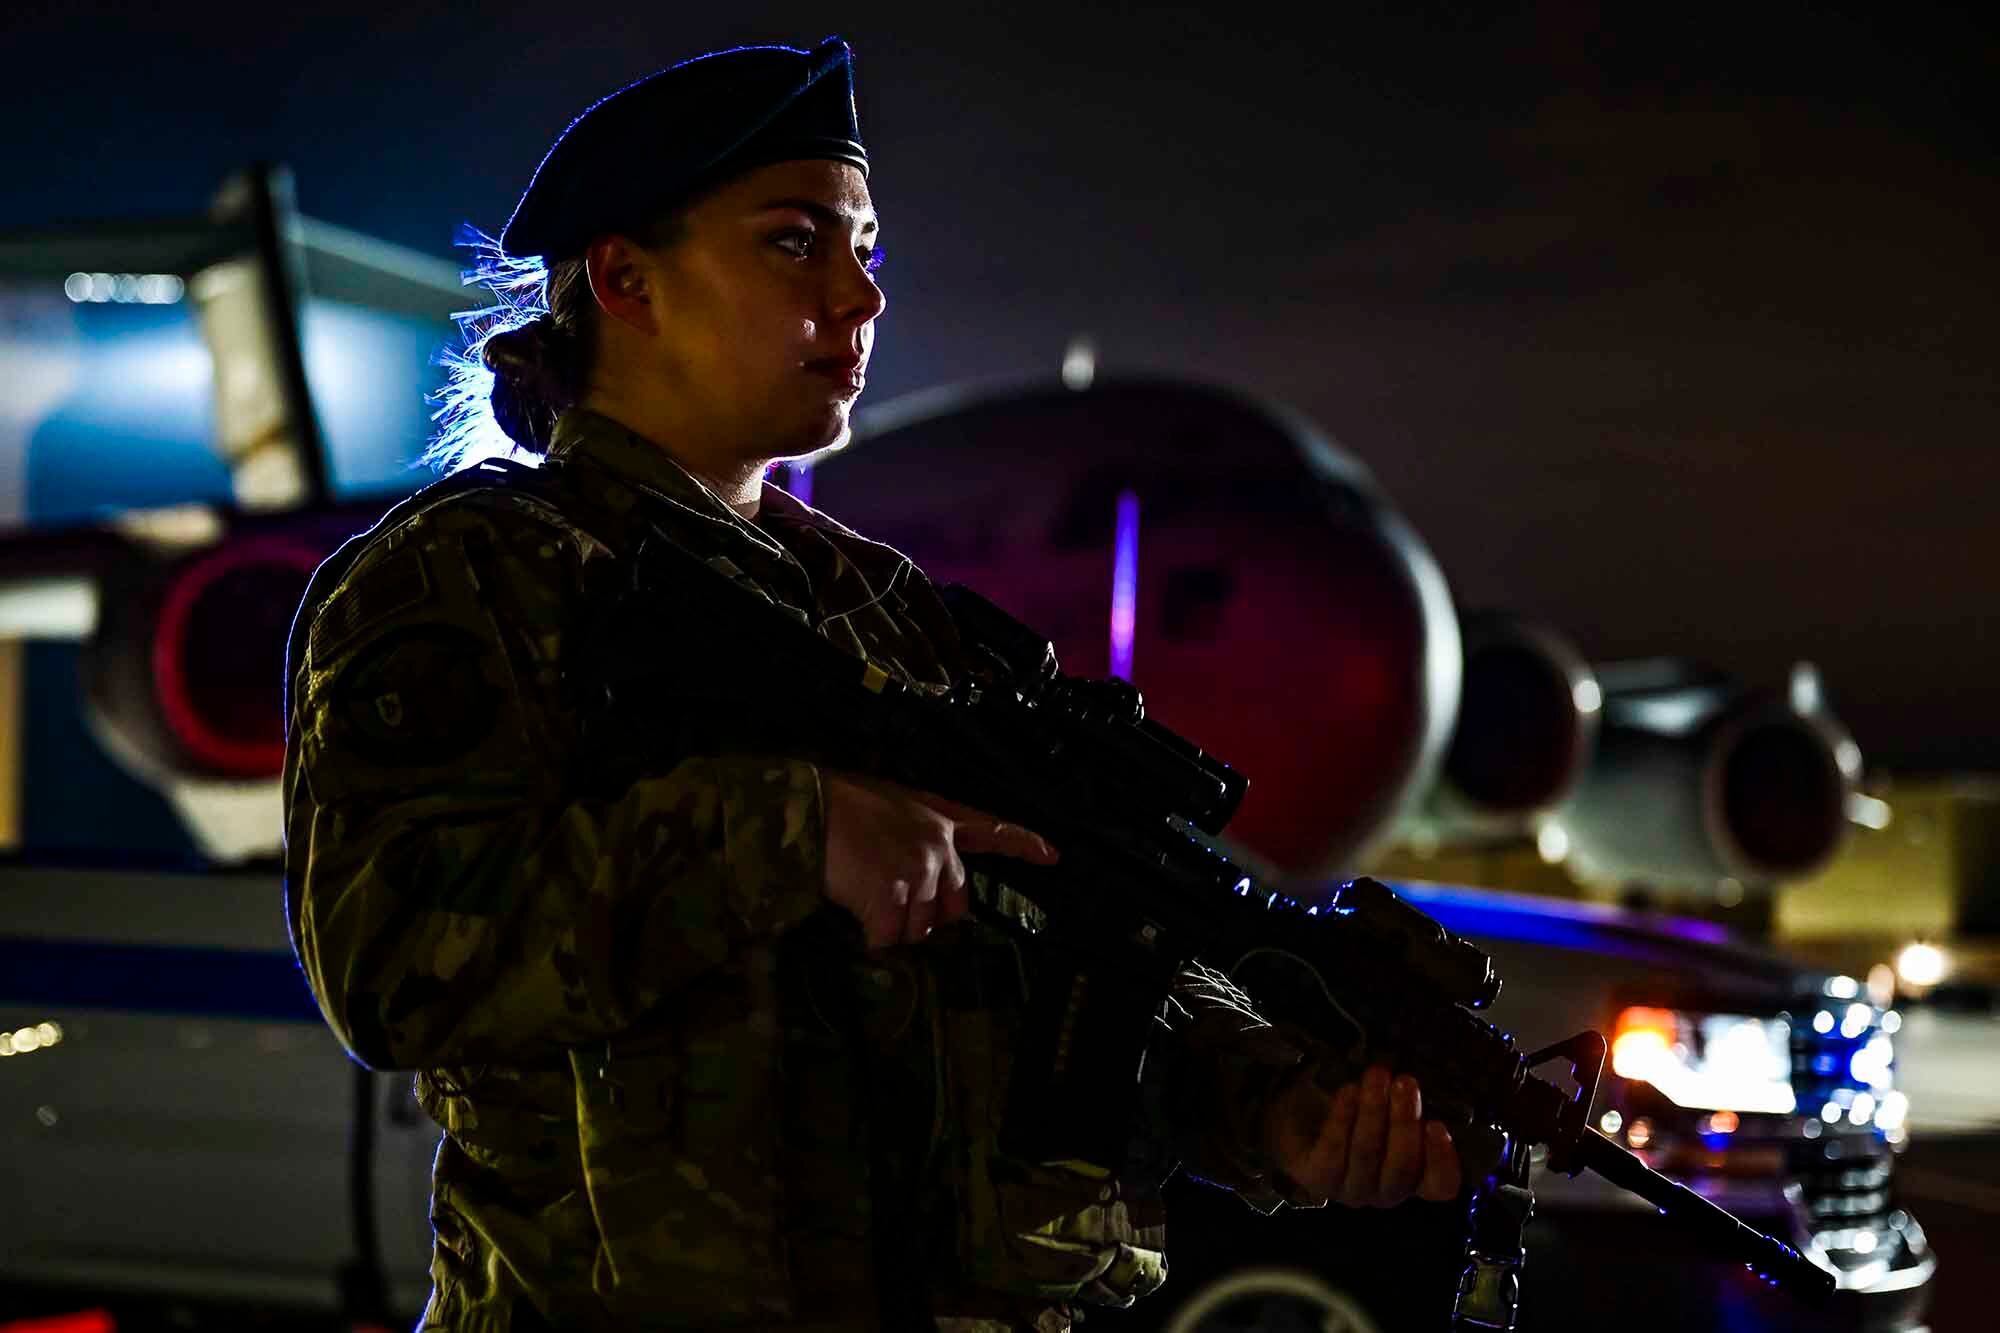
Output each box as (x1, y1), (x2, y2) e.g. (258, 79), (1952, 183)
(545, 406), (792, 558)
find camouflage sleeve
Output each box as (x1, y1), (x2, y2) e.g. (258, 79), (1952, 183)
(282, 495), (827, 1071)
(1150, 960), (1326, 1213)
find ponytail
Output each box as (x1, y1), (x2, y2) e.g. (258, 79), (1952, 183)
(424, 229), (595, 472)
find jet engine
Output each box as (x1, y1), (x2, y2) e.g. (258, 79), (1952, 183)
(1555, 660), (1862, 892)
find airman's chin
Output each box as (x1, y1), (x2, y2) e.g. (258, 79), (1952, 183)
(791, 407), (854, 462)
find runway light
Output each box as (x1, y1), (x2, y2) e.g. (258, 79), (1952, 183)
(1840, 1003), (1872, 1039)
(1821, 1101), (1843, 1124)
(1704, 1110), (1740, 1135)
(1812, 1010), (1835, 1034)
(1896, 942), (1947, 988)
(1599, 1110), (1623, 1135)
(1625, 1117), (1653, 1149)
(1825, 975), (1860, 1000)
(1536, 821), (1570, 864)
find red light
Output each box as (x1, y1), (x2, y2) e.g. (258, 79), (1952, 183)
(0, 1312), (116, 1333)
(1611, 1006), (1679, 1081)
(152, 537), (323, 777)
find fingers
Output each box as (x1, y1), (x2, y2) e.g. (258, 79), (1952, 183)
(1303, 1079), (1359, 1202)
(907, 790), (1060, 865)
(935, 841), (971, 926)
(1418, 1121), (1462, 1202)
(1376, 1075), (1426, 1206)
(1338, 1065), (1392, 1206)
(902, 871), (939, 944)
(949, 815), (1059, 865)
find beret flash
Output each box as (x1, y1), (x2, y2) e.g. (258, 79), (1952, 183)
(500, 36), (869, 261)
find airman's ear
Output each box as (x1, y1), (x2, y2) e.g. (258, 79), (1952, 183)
(585, 234), (657, 335)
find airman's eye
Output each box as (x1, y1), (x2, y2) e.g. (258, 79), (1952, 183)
(773, 228), (815, 259)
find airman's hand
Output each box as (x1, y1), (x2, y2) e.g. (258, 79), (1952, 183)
(1262, 1063), (1463, 1207)
(821, 771), (1059, 950)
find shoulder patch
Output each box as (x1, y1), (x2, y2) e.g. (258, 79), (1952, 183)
(312, 545), (432, 664)
(332, 622), (504, 768)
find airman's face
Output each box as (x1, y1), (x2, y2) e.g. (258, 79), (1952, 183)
(614, 159), (885, 462)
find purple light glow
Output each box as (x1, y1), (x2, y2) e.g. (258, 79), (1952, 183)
(1110, 489), (1140, 680)
(786, 462), (813, 507)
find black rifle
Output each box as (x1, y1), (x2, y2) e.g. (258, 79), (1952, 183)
(583, 522), (1835, 1325)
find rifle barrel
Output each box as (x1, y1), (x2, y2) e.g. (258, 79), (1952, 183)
(1578, 1128), (1835, 1305)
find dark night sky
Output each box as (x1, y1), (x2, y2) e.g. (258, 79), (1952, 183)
(3, 1), (1996, 771)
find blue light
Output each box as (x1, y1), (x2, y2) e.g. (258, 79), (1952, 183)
(1109, 489), (1140, 680)
(787, 462), (814, 507)
(1233, 877), (1251, 897)
(1386, 880), (1736, 961)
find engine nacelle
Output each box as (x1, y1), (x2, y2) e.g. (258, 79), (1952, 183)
(1556, 660), (1861, 892)
(1405, 612), (1601, 845)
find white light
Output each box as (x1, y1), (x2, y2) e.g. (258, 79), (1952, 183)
(1573, 679), (1603, 713)
(1835, 739), (1863, 776)
(61, 269), (183, 304)
(11, 1027), (40, 1053)
(0, 577), (101, 640)
(1881, 1011), (1902, 1035)
(1619, 1013), (1796, 1114)
(1825, 975), (1859, 1000)
(1821, 1101), (1843, 1123)
(1847, 792), (1891, 829)
(1850, 1092), (1877, 1124)
(1790, 662), (1824, 714)
(1875, 1091), (1909, 1132)
(1896, 942), (1948, 988)
(1599, 1110), (1624, 1135)
(1061, 335), (1097, 391)
(34, 1022), (59, 1045)
(1852, 1229), (1878, 1255)
(1812, 1010), (1835, 1034)
(1537, 821), (1571, 864)
(1841, 1003), (1872, 1039)
(1850, 1035), (1895, 1090)
(140, 273), (185, 304)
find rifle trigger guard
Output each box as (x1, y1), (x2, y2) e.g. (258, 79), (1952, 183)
(1522, 1030), (1607, 1178)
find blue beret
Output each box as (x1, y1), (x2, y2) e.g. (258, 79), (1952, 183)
(500, 36), (868, 260)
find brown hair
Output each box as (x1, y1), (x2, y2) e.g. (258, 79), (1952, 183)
(428, 214), (685, 471)
(479, 255), (594, 456)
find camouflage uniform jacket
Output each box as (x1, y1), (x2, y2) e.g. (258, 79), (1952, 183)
(283, 408), (1311, 1332)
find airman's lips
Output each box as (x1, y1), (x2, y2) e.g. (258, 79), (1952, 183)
(805, 352), (866, 391)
